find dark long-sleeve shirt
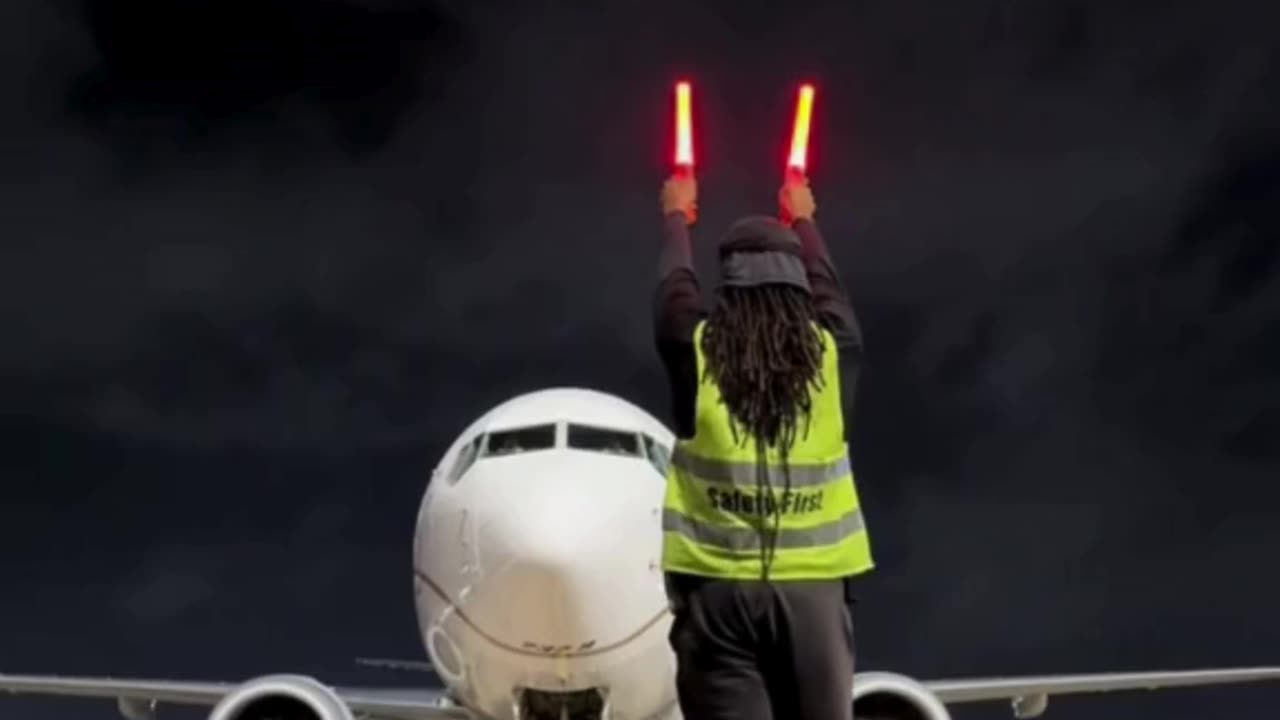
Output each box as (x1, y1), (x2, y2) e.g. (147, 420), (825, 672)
(653, 211), (865, 441)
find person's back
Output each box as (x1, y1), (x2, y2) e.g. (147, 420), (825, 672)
(653, 172), (874, 720)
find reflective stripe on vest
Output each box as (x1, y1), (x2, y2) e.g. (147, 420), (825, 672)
(670, 444), (852, 488)
(662, 507), (866, 551)
(660, 319), (875, 581)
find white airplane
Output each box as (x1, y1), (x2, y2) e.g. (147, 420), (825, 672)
(2, 387), (1278, 720)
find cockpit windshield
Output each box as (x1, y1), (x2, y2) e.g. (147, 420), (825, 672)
(448, 422), (671, 480)
(642, 434), (671, 475)
(567, 424), (642, 458)
(482, 424), (557, 457)
(448, 434), (484, 482)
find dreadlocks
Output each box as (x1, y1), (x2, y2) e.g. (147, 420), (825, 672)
(701, 282), (827, 581)
(701, 283), (826, 453)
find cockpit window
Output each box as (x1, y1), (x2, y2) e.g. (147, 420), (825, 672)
(643, 434), (671, 475)
(567, 424), (642, 457)
(482, 424), (557, 457)
(448, 434), (484, 483)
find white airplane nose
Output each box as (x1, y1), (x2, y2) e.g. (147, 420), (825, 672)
(466, 454), (663, 657)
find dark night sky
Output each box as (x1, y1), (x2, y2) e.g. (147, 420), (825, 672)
(3, 1), (1279, 719)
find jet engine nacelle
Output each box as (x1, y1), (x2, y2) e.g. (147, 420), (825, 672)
(853, 672), (953, 720)
(207, 674), (355, 720)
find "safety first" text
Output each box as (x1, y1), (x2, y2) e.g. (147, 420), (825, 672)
(706, 488), (824, 516)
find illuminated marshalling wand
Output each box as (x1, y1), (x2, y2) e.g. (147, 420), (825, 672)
(787, 83), (815, 180)
(674, 80), (694, 178)
(671, 80), (812, 181)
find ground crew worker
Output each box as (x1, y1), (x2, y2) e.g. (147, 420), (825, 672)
(654, 171), (874, 720)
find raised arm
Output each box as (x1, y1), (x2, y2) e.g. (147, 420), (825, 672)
(779, 177), (865, 422)
(792, 219), (863, 356)
(654, 175), (705, 438)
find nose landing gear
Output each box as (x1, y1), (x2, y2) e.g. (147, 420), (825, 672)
(515, 687), (611, 720)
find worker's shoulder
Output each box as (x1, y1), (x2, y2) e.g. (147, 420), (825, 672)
(814, 321), (862, 362)
(812, 320), (843, 343)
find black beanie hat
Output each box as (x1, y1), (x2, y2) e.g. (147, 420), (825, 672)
(716, 215), (811, 293)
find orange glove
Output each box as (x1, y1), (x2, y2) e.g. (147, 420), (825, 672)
(661, 174), (698, 225)
(779, 175), (816, 224)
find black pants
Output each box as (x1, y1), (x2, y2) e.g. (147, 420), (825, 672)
(665, 573), (855, 720)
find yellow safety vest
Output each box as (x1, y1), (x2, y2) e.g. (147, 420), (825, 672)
(661, 320), (874, 581)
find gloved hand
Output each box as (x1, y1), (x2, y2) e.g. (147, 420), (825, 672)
(661, 174), (698, 225)
(779, 174), (816, 224)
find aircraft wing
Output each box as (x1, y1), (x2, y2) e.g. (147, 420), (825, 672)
(0, 673), (469, 720)
(924, 667), (1280, 716)
(8, 667), (1280, 719)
